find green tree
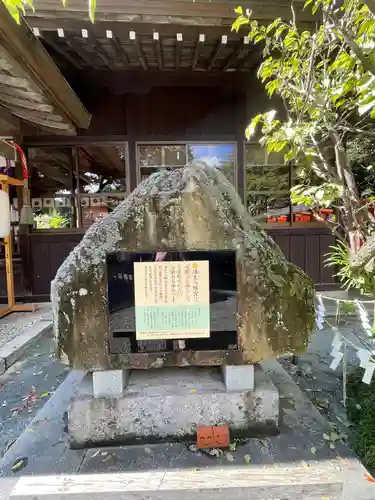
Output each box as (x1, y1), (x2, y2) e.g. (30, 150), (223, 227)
(234, 0), (375, 290)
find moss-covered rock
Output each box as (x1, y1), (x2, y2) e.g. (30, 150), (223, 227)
(51, 164), (315, 370)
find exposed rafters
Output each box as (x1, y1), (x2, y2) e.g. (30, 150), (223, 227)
(23, 20), (263, 74)
(192, 34), (205, 71)
(222, 36), (250, 71)
(42, 34), (82, 70)
(0, 84), (45, 103)
(106, 30), (130, 67)
(153, 32), (163, 71)
(237, 46), (262, 72)
(0, 73), (31, 90)
(0, 2), (90, 134)
(85, 30), (114, 69)
(175, 33), (182, 71)
(0, 94), (54, 113)
(208, 35), (227, 71)
(129, 31), (147, 71)
(64, 37), (98, 69)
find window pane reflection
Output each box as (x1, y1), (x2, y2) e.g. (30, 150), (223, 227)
(29, 145), (128, 230)
(29, 147), (76, 229)
(77, 146), (127, 194)
(247, 192), (291, 224)
(138, 143), (236, 186)
(246, 164), (289, 192)
(188, 144), (236, 184)
(245, 144), (284, 166)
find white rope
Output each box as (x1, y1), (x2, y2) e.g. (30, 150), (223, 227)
(318, 295), (375, 388)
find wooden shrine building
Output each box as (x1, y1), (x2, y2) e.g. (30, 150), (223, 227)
(0, 0), (337, 302)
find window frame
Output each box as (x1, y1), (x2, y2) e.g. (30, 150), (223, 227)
(243, 142), (334, 228)
(136, 141), (238, 190)
(27, 142), (130, 231)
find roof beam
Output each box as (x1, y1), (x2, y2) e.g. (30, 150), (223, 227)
(0, 73), (32, 90)
(106, 30), (130, 68)
(11, 106), (64, 123)
(175, 33), (182, 71)
(129, 31), (147, 71)
(13, 108), (76, 132)
(192, 34), (205, 71)
(0, 57), (13, 71)
(65, 37), (99, 70)
(0, 105), (20, 131)
(237, 47), (262, 72)
(222, 36), (250, 71)
(29, 19), (242, 42)
(208, 35), (227, 71)
(24, 0), (317, 23)
(0, 83), (45, 103)
(153, 32), (163, 71)
(0, 2), (90, 130)
(83, 30), (114, 69)
(41, 34), (82, 70)
(0, 94), (54, 113)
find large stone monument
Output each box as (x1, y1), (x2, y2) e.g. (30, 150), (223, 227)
(51, 164), (315, 448)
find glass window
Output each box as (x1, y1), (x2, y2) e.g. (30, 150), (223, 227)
(76, 146), (127, 194)
(245, 143), (290, 226)
(28, 144), (129, 230)
(138, 144), (186, 182)
(29, 147), (77, 229)
(246, 164), (290, 192)
(138, 143), (237, 186)
(75, 145), (128, 229)
(188, 144), (236, 185)
(245, 144), (335, 227)
(245, 143), (285, 166)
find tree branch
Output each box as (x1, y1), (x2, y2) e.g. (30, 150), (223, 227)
(351, 233), (375, 269)
(328, 11), (375, 77)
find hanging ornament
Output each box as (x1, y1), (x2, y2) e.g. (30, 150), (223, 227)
(0, 188), (10, 238)
(4, 141), (33, 225)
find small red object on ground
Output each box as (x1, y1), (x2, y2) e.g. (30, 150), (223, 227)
(196, 425), (230, 449)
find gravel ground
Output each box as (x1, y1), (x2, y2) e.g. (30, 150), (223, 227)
(280, 315), (372, 431)
(0, 331), (69, 458)
(0, 304), (52, 349)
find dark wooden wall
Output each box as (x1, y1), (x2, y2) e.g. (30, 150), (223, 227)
(267, 227), (336, 289)
(27, 231), (83, 296)
(76, 85), (246, 138)
(8, 227), (335, 299)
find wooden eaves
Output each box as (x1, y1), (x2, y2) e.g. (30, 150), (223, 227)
(0, 2), (91, 135)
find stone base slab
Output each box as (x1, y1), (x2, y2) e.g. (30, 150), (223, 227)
(68, 366), (279, 449)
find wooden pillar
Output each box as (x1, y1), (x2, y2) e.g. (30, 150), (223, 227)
(18, 145), (32, 294)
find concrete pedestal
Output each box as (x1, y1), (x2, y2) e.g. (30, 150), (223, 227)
(68, 365), (279, 449)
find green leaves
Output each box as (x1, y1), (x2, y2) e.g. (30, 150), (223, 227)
(291, 183), (342, 208)
(245, 113), (263, 138)
(89, 0), (96, 23)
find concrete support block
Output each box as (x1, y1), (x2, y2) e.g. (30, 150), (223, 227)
(69, 367), (278, 448)
(222, 364), (255, 392)
(92, 369), (128, 398)
(0, 357), (5, 376)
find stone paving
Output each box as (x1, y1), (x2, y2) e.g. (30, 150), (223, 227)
(0, 304), (52, 349)
(0, 331), (68, 458)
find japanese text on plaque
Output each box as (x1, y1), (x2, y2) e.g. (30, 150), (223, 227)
(134, 261), (210, 340)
